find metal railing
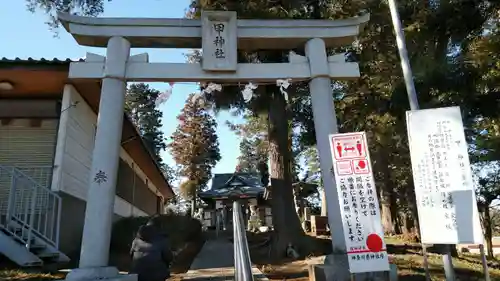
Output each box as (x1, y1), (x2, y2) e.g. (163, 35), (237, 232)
(233, 200), (254, 281)
(16, 166), (54, 189)
(0, 165), (62, 249)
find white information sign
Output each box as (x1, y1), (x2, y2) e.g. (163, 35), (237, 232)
(201, 10), (237, 72)
(406, 106), (483, 244)
(329, 132), (390, 273)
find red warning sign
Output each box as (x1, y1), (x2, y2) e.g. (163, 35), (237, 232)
(354, 159), (370, 174)
(331, 134), (367, 160)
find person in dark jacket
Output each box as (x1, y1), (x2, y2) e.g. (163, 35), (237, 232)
(130, 215), (173, 281)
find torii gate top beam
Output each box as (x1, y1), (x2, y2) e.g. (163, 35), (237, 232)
(58, 13), (369, 50)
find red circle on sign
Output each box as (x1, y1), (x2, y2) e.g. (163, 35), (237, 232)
(358, 160), (366, 169)
(366, 233), (383, 252)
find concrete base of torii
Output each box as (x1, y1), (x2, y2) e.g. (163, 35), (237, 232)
(307, 255), (399, 281)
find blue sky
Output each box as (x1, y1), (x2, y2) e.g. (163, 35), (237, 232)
(0, 0), (243, 177)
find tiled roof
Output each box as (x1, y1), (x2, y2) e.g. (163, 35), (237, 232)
(198, 172), (266, 199)
(210, 173), (263, 190)
(0, 57), (85, 65)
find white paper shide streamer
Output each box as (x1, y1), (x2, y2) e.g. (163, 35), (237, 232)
(276, 79), (291, 102)
(202, 82), (223, 94)
(241, 82), (258, 103)
(197, 80), (291, 104)
(240, 79), (292, 103)
(156, 84), (173, 106)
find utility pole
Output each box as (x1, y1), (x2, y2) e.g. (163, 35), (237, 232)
(386, 0), (456, 281)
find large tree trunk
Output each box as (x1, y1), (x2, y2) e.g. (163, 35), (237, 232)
(191, 197), (197, 217)
(293, 186), (303, 220)
(268, 88), (305, 258)
(390, 188), (401, 234)
(483, 205), (494, 258)
(405, 183), (421, 241)
(320, 188), (327, 216)
(381, 200), (394, 235)
(379, 173), (395, 234)
(374, 146), (396, 235)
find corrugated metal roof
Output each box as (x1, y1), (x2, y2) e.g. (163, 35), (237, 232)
(0, 57), (85, 65)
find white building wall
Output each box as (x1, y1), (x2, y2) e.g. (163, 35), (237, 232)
(51, 84), (159, 217)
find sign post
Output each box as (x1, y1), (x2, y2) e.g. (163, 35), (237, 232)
(329, 132), (390, 274)
(407, 106), (484, 281)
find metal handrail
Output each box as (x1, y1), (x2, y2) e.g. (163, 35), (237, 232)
(0, 165), (62, 249)
(233, 200), (254, 281)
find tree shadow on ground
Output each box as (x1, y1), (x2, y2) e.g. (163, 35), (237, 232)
(457, 254), (500, 269)
(108, 238), (206, 274)
(0, 269), (66, 281)
(170, 238), (206, 274)
(387, 243), (422, 255)
(263, 270), (308, 280)
(246, 231), (333, 266)
(395, 258), (495, 281)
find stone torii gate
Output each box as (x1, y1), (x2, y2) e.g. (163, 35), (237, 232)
(58, 11), (369, 281)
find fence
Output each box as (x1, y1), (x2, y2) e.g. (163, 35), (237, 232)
(0, 165), (62, 249)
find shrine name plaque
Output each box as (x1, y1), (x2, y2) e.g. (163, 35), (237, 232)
(201, 10), (237, 72)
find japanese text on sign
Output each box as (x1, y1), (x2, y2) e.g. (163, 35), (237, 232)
(407, 106), (483, 244)
(201, 11), (237, 72)
(212, 22), (226, 59)
(329, 132), (389, 273)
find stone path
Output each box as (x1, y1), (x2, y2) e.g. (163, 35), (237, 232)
(181, 239), (268, 281)
(189, 239), (234, 270)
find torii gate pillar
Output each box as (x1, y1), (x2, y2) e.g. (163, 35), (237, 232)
(306, 38), (350, 279)
(65, 36), (133, 281)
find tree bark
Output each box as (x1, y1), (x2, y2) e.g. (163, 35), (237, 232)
(401, 212), (410, 235)
(379, 170), (395, 235)
(375, 147), (396, 235)
(484, 205), (494, 258)
(405, 183), (421, 241)
(191, 197), (197, 217)
(381, 201), (395, 235)
(320, 188), (327, 216)
(390, 189), (401, 234)
(268, 88), (305, 258)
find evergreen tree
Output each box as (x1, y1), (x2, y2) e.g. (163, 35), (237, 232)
(169, 93), (221, 216)
(475, 163), (500, 258)
(26, 0), (105, 29)
(125, 83), (167, 164)
(237, 139), (257, 173)
(125, 83), (177, 194)
(237, 138), (268, 173)
(228, 111), (269, 173)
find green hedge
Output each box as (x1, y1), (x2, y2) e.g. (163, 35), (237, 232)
(110, 214), (202, 254)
